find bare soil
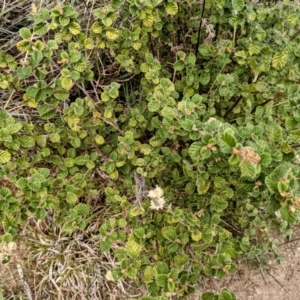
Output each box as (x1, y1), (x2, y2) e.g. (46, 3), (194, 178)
(199, 245), (300, 300)
(190, 226), (300, 300)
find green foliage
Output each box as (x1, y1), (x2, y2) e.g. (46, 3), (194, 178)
(202, 288), (236, 300)
(1, 0), (300, 298)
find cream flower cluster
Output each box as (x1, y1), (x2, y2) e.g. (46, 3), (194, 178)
(148, 186), (165, 210)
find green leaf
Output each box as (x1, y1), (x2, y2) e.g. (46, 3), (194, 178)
(167, 280), (175, 292)
(69, 50), (81, 63)
(219, 86), (230, 97)
(174, 253), (189, 267)
(50, 132), (60, 143)
(157, 262), (169, 274)
(16, 177), (28, 189)
(144, 266), (155, 283)
(101, 92), (110, 102)
(62, 221), (76, 233)
(17, 40), (30, 52)
(38, 105), (56, 119)
(161, 107), (177, 118)
(272, 52), (289, 69)
(281, 205), (297, 224)
(260, 153), (272, 166)
(139, 144), (152, 155)
(140, 62), (150, 73)
(214, 177), (226, 189)
(267, 125), (282, 142)
(74, 105), (84, 116)
(59, 16), (70, 26)
(19, 136), (35, 148)
(249, 44), (260, 56)
(191, 230), (202, 242)
(277, 181), (289, 193)
(201, 147), (211, 159)
(265, 176), (279, 194)
(133, 227), (145, 239)
(220, 131), (236, 153)
(74, 203), (90, 215)
(0, 150), (11, 164)
(17, 66), (32, 79)
(180, 118), (194, 131)
(201, 292), (218, 300)
(53, 90), (69, 100)
(27, 177), (41, 191)
(168, 242), (179, 253)
(74, 155), (88, 165)
(148, 100), (160, 112)
(232, 0), (244, 11)
(290, 129), (300, 142)
(105, 27), (119, 40)
(2, 214), (17, 230)
(239, 161), (256, 179)
(186, 53), (196, 65)
(67, 192), (77, 205)
(219, 288), (236, 300)
(161, 226), (177, 241)
(210, 195), (228, 212)
(84, 37), (94, 49)
(63, 5), (78, 18)
(174, 60), (185, 71)
(33, 23), (48, 35)
(185, 182), (196, 195)
(200, 72), (210, 85)
(125, 240), (141, 259)
(127, 267), (138, 279)
(30, 51), (43, 68)
(156, 274), (168, 287)
(68, 22), (81, 35)
(95, 135), (105, 145)
(189, 142), (202, 160)
(165, 2), (178, 15)
(36, 208), (46, 219)
(102, 17), (113, 27)
(211, 214), (221, 224)
(6, 123), (22, 134)
(61, 77), (73, 90)
(19, 28), (32, 39)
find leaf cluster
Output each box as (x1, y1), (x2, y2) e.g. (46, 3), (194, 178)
(1, 0), (300, 298)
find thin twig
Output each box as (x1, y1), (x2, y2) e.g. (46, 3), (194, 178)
(195, 0), (206, 57)
(17, 264), (33, 300)
(265, 268), (291, 297)
(251, 92), (285, 114)
(291, 28), (300, 41)
(255, 256), (268, 284)
(278, 237), (300, 246)
(223, 95), (242, 118)
(255, 255), (291, 297)
(206, 63), (226, 97)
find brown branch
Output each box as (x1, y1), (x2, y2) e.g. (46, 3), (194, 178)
(223, 95), (242, 118)
(291, 28), (300, 41)
(195, 0), (206, 57)
(251, 92), (285, 114)
(148, 32), (155, 57)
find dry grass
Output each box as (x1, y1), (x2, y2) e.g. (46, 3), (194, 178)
(0, 206), (144, 299)
(0, 1), (143, 299)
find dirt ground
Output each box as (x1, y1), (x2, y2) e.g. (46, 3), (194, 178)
(190, 226), (300, 300)
(1, 229), (300, 300)
(194, 244), (300, 300)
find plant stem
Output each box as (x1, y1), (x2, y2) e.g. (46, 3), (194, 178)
(195, 0), (206, 57)
(224, 95), (243, 118)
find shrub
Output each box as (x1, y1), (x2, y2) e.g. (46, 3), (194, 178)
(0, 0), (300, 298)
